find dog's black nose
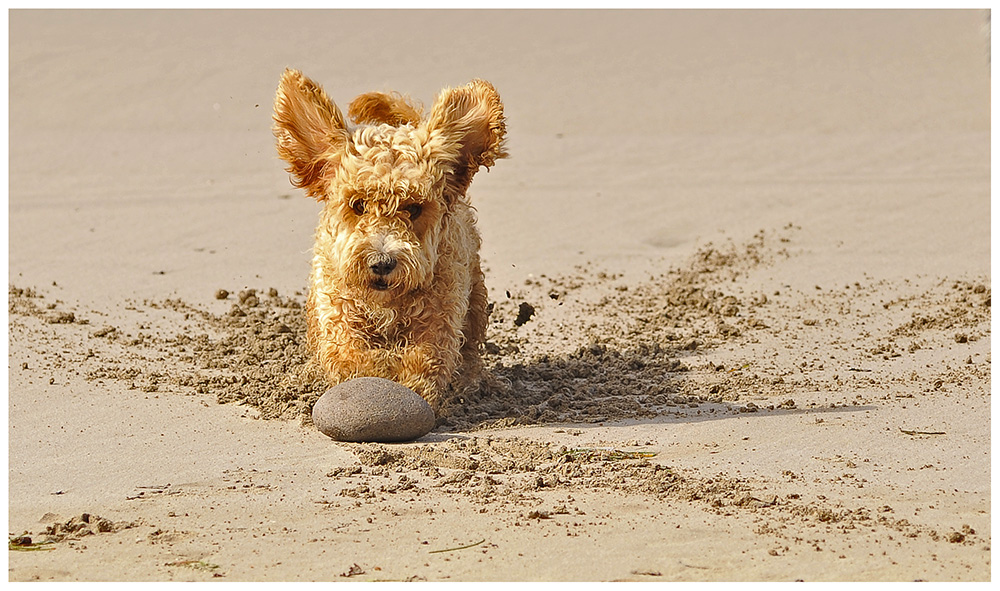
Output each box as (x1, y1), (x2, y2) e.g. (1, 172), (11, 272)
(370, 255), (397, 276)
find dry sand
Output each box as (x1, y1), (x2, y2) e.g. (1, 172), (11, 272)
(6, 9), (991, 581)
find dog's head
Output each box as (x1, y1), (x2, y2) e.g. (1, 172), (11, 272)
(273, 69), (507, 300)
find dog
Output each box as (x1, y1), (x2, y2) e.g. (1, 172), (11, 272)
(272, 69), (507, 411)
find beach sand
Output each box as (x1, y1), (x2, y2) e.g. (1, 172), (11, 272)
(7, 9), (991, 581)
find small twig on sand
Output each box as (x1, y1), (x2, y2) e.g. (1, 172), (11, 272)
(679, 561), (710, 570)
(899, 428), (946, 436)
(567, 448), (657, 460)
(166, 560), (220, 572)
(8, 536), (55, 552)
(429, 539), (486, 554)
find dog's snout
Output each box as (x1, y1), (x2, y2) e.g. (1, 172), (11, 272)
(369, 254), (397, 276)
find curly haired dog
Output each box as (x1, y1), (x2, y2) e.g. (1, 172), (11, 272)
(272, 69), (507, 411)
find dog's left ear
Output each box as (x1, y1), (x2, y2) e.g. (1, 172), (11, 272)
(425, 79), (508, 199)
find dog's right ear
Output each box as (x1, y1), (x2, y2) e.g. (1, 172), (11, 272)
(273, 69), (349, 200)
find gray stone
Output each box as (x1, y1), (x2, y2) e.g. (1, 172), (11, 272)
(311, 377), (436, 443)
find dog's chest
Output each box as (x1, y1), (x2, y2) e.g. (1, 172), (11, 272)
(348, 299), (425, 348)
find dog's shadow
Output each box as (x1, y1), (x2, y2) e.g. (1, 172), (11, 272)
(435, 339), (875, 435)
(439, 340), (699, 431)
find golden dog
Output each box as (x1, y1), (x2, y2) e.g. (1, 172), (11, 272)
(273, 69), (507, 410)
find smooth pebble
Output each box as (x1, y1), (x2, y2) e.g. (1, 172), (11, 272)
(312, 377), (435, 442)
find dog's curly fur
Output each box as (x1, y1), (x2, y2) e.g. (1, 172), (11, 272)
(272, 69), (507, 410)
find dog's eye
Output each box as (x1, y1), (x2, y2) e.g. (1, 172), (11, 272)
(403, 204), (422, 220)
(351, 200), (366, 216)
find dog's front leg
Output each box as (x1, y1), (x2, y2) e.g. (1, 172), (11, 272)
(393, 328), (464, 409)
(308, 302), (460, 409)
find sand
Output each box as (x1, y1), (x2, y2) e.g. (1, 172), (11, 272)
(6, 9), (991, 581)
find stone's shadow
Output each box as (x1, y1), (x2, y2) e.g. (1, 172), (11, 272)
(566, 400), (877, 430)
(420, 395), (875, 445)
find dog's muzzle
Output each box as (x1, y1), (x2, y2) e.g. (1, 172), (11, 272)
(367, 253), (397, 291)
